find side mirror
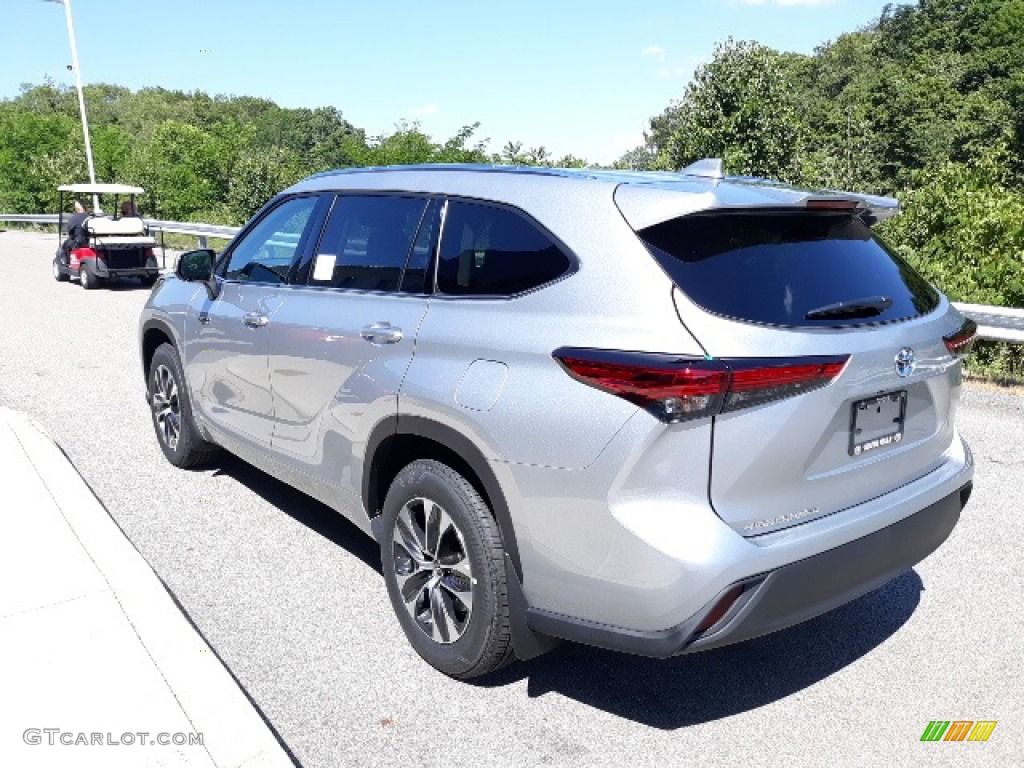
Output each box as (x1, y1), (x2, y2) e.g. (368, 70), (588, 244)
(176, 249), (219, 299)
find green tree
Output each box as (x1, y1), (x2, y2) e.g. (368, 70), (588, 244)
(0, 110), (80, 211)
(649, 39), (804, 179)
(225, 147), (303, 224)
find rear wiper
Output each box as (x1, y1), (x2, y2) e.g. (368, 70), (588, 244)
(805, 296), (893, 320)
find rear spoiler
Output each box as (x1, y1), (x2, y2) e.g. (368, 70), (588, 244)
(615, 160), (901, 231)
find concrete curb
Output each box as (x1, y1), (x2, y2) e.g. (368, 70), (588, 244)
(2, 408), (297, 768)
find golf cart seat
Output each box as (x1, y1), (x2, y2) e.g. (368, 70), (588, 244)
(86, 215), (147, 237)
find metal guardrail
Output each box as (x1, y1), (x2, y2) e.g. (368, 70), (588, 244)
(2, 212), (1021, 344)
(953, 303), (1024, 344)
(0, 213), (239, 248)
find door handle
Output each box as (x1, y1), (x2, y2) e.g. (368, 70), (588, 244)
(243, 312), (269, 329)
(360, 322), (404, 345)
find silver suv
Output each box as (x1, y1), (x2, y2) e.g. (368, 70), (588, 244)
(139, 163), (975, 678)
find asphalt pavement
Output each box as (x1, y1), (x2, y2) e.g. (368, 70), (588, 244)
(1, 229), (1021, 767)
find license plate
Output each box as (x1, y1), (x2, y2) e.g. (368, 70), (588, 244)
(850, 391), (907, 456)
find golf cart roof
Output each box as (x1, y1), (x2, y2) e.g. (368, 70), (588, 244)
(58, 183), (146, 195)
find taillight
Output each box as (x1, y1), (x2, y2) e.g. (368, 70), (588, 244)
(944, 318), (977, 357)
(806, 198), (860, 211)
(553, 348), (848, 423)
(724, 358), (850, 412)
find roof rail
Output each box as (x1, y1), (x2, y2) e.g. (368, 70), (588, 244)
(679, 158), (724, 180)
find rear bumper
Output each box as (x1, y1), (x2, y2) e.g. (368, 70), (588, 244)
(96, 270), (160, 278)
(93, 265), (159, 278)
(526, 480), (970, 658)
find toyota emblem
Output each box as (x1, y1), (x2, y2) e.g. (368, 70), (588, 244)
(895, 348), (916, 378)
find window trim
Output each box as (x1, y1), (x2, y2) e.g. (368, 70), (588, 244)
(399, 197), (441, 295)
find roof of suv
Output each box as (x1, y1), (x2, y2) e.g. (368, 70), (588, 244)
(287, 162), (899, 230)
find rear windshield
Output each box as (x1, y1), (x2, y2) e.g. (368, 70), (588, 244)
(637, 212), (940, 328)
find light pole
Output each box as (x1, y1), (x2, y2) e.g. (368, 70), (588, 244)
(44, 0), (99, 211)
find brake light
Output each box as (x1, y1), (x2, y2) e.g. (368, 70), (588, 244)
(553, 348), (848, 423)
(806, 198), (860, 211)
(943, 318), (977, 357)
(553, 350), (729, 422)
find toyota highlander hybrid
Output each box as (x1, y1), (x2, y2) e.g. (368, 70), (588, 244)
(139, 162), (975, 678)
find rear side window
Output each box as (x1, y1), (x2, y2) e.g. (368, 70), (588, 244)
(310, 195), (427, 291)
(437, 200), (571, 296)
(638, 212), (940, 327)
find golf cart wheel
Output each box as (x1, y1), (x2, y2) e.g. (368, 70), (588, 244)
(380, 459), (515, 679)
(80, 261), (99, 290)
(141, 255), (160, 287)
(52, 256), (69, 282)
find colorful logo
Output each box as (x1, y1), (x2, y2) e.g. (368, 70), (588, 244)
(920, 721), (997, 742)
(895, 347), (916, 378)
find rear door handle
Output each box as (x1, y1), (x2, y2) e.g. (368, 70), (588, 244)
(243, 312), (269, 329)
(360, 322), (403, 345)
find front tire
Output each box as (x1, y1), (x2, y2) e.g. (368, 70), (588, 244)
(148, 344), (219, 468)
(52, 256), (69, 282)
(380, 459), (515, 679)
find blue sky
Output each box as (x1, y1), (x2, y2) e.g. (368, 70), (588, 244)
(1, 0), (896, 164)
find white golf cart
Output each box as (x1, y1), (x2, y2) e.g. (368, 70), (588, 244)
(53, 183), (163, 289)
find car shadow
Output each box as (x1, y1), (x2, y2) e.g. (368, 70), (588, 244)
(477, 569), (924, 728)
(199, 451), (922, 728)
(207, 451), (382, 575)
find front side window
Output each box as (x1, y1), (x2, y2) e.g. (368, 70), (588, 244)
(309, 196), (428, 292)
(223, 196), (318, 283)
(436, 201), (571, 296)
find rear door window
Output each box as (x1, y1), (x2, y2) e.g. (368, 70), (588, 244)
(436, 200), (571, 296)
(637, 212), (940, 327)
(309, 195), (428, 292)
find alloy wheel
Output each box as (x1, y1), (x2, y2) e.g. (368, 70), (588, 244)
(391, 497), (475, 644)
(152, 364), (181, 451)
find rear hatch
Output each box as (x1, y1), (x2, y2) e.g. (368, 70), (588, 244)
(631, 205), (972, 536)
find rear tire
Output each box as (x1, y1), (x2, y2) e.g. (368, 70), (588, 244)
(79, 260), (99, 290)
(141, 255), (160, 287)
(52, 256), (69, 282)
(380, 459), (515, 679)
(148, 344), (220, 468)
